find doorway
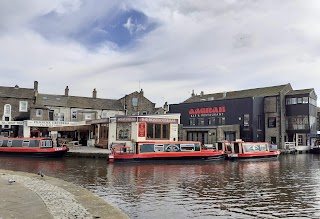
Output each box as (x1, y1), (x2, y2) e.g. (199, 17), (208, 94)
(187, 131), (209, 145)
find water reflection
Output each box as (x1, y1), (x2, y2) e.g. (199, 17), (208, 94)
(1, 155), (320, 218)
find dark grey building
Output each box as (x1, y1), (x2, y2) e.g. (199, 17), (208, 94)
(169, 83), (318, 149)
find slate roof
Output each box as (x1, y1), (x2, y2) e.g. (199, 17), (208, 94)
(286, 89), (314, 96)
(0, 86), (35, 99)
(183, 84), (291, 103)
(37, 94), (123, 110)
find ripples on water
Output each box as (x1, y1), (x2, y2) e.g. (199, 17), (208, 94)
(2, 154), (320, 218)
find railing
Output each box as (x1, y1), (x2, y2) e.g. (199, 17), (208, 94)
(284, 142), (296, 150)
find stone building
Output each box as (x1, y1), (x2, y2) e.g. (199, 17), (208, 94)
(0, 81), (162, 143)
(170, 83), (318, 149)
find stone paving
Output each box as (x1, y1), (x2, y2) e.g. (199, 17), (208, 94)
(0, 170), (129, 219)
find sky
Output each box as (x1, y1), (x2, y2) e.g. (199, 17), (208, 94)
(1, 0), (320, 107)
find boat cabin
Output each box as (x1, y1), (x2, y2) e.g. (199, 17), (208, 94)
(0, 138), (53, 148)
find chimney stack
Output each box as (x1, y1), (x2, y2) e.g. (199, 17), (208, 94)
(93, 88), (97, 98)
(34, 81), (38, 91)
(65, 86), (69, 96)
(191, 89), (195, 97)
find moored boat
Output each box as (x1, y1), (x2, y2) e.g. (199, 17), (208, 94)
(108, 141), (225, 162)
(0, 137), (68, 157)
(311, 140), (320, 154)
(223, 140), (280, 160)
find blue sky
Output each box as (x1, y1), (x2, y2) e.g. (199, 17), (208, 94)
(1, 0), (320, 107)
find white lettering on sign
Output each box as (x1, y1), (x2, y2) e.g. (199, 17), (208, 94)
(26, 120), (86, 127)
(0, 121), (24, 125)
(138, 117), (178, 124)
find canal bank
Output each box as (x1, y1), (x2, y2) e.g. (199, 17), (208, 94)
(0, 169), (129, 219)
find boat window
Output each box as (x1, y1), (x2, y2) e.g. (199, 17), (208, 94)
(154, 144), (164, 152)
(180, 144), (195, 151)
(243, 144), (264, 152)
(0, 140), (2, 146)
(22, 141), (30, 147)
(41, 140), (52, 148)
(260, 144), (268, 151)
(7, 140), (12, 147)
(140, 144), (155, 153)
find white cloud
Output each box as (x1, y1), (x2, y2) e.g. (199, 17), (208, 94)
(1, 0), (320, 107)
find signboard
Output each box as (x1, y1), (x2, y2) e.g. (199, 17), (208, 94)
(138, 122), (146, 137)
(26, 120), (86, 127)
(138, 117), (179, 124)
(86, 118), (109, 124)
(188, 106), (226, 117)
(116, 117), (137, 122)
(0, 121), (24, 125)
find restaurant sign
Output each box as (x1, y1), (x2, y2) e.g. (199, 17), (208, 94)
(26, 120), (86, 127)
(0, 121), (24, 125)
(189, 106), (226, 117)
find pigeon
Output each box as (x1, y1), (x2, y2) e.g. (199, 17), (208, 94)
(37, 171), (44, 177)
(8, 179), (15, 184)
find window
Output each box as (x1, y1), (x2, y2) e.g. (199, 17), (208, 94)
(0, 140), (2, 146)
(244, 114), (250, 127)
(36, 109), (43, 117)
(4, 104), (11, 115)
(286, 98), (291, 105)
(72, 111), (77, 119)
(146, 123), (170, 139)
(286, 116), (309, 130)
(302, 97), (308, 104)
(49, 110), (54, 121)
(291, 98), (297, 104)
(298, 135), (303, 146)
(217, 117), (225, 125)
(85, 114), (91, 120)
(142, 111), (147, 115)
(101, 112), (108, 118)
(132, 98), (138, 106)
(117, 123), (131, 140)
(54, 113), (64, 121)
(189, 118), (196, 126)
(297, 97), (302, 104)
(22, 141), (30, 147)
(7, 140), (12, 147)
(271, 137), (276, 145)
(19, 101), (28, 112)
(197, 118), (204, 126)
(268, 117), (276, 128)
(208, 117), (215, 125)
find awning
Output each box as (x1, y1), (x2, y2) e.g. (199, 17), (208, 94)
(48, 125), (92, 132)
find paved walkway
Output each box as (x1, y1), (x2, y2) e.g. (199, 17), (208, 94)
(0, 169), (129, 219)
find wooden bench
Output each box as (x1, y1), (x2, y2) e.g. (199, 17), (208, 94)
(67, 141), (82, 149)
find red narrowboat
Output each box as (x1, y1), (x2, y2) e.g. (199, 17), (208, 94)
(108, 141), (225, 162)
(223, 140), (280, 160)
(0, 137), (68, 157)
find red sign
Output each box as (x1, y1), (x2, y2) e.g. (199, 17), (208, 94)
(138, 123), (146, 137)
(189, 106), (226, 115)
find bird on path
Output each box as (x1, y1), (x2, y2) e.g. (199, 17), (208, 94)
(8, 179), (15, 184)
(37, 171), (44, 177)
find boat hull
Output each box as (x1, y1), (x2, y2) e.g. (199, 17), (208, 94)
(310, 146), (320, 154)
(109, 151), (225, 162)
(226, 150), (280, 160)
(0, 147), (68, 158)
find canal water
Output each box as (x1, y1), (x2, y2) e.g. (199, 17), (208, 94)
(1, 154), (320, 218)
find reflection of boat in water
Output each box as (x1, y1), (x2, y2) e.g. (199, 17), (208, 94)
(221, 140), (280, 160)
(311, 140), (320, 154)
(108, 141), (225, 162)
(0, 137), (68, 157)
